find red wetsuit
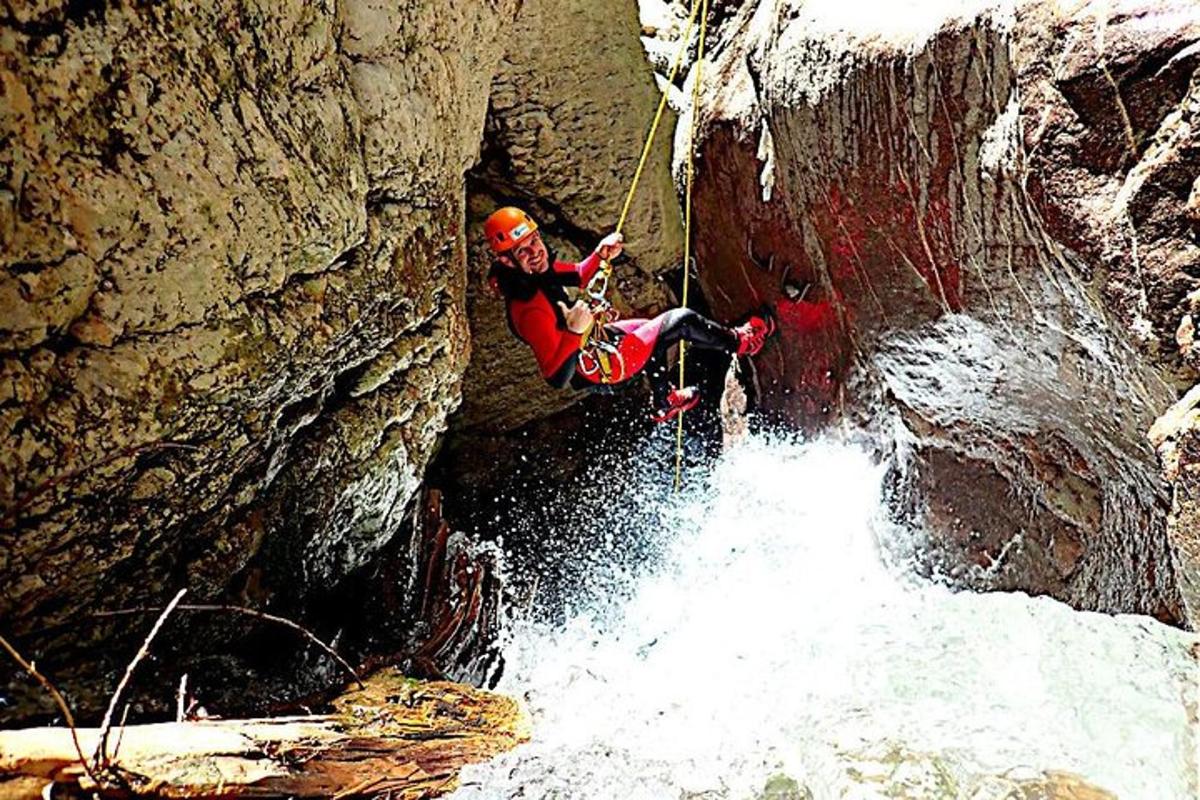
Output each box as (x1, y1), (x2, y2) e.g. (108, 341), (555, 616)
(489, 252), (666, 388)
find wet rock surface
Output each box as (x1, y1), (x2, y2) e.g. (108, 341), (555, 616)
(1151, 385), (1200, 624)
(681, 0), (1199, 623)
(811, 744), (1119, 799)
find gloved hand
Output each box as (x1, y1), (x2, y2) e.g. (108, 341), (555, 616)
(558, 300), (595, 334)
(595, 232), (624, 261)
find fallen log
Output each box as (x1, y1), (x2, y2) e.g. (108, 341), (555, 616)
(0, 669), (529, 799)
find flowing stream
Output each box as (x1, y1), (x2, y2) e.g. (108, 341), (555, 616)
(450, 434), (1199, 799)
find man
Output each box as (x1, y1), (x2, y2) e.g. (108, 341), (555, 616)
(485, 206), (773, 423)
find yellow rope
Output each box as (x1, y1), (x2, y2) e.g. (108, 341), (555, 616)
(615, 0), (703, 237)
(581, 2), (697, 378)
(603, 0), (708, 490)
(674, 0), (708, 493)
(583, 0), (700, 382)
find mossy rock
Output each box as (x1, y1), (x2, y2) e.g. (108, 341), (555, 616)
(758, 773), (814, 800)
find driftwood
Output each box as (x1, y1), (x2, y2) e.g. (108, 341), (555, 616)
(0, 669), (529, 799)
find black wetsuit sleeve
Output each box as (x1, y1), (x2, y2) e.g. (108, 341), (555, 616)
(547, 351), (579, 389)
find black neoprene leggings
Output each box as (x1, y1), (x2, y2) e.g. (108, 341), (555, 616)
(568, 308), (736, 406)
(642, 308), (736, 408)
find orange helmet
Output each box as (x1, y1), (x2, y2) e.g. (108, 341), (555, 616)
(484, 207), (538, 254)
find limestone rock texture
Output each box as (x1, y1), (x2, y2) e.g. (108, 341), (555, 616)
(684, 0), (1200, 623)
(0, 0), (517, 715)
(456, 0), (685, 434)
(1, 0), (680, 721)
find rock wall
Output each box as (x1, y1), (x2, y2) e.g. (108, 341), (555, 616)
(1, 0), (681, 720)
(1151, 385), (1200, 626)
(1018, 1), (1200, 387)
(1, 0), (517, 714)
(682, 0), (1199, 623)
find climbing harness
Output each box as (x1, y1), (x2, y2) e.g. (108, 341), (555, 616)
(576, 262), (625, 382)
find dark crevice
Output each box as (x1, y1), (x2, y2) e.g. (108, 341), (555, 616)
(1, 0), (108, 40)
(5, 251), (81, 277)
(340, 294), (448, 399)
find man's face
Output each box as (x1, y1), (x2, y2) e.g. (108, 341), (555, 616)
(508, 232), (549, 274)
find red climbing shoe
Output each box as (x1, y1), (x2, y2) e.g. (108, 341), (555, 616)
(734, 313), (775, 357)
(650, 386), (701, 423)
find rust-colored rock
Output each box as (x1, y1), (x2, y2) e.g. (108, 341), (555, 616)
(686, 0), (1199, 623)
(1019, 0), (1200, 386)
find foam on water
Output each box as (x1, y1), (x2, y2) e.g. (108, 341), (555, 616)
(451, 435), (1199, 799)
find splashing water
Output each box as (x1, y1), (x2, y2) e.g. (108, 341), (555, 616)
(451, 435), (1199, 799)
